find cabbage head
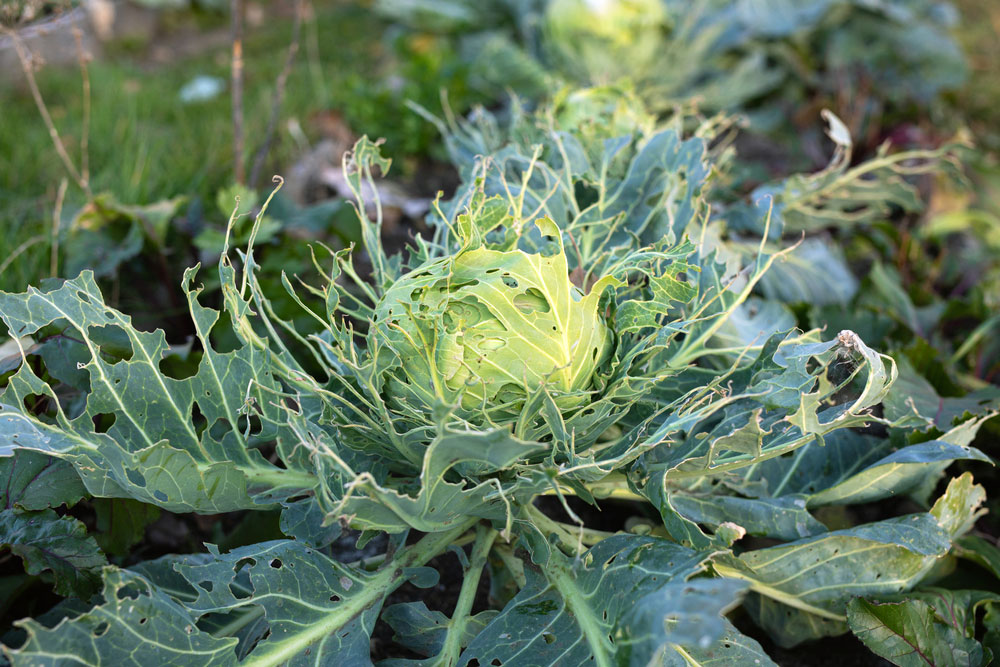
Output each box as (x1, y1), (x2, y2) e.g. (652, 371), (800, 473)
(370, 219), (615, 422)
(544, 0), (667, 85)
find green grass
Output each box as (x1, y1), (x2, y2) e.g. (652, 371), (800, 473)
(0, 2), (477, 293)
(952, 0), (1000, 152)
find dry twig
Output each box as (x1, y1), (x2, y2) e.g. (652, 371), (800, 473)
(1, 24), (91, 196)
(72, 27), (90, 190)
(231, 0), (246, 184)
(249, 0), (304, 189)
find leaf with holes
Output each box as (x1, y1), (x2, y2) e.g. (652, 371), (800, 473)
(0, 270), (317, 513)
(3, 567), (238, 665)
(457, 535), (739, 667)
(716, 475), (986, 648)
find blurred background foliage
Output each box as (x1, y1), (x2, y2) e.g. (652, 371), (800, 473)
(1, 0), (996, 382)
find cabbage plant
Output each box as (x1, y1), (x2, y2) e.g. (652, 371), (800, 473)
(0, 131), (992, 665)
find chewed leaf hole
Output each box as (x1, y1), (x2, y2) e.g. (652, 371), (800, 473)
(234, 557), (256, 573)
(229, 582), (252, 600)
(87, 324), (134, 362)
(447, 279), (479, 293)
(478, 338), (505, 351)
(92, 413), (116, 434)
(22, 393), (48, 415)
(198, 580), (214, 592)
(125, 468), (146, 488)
(514, 288), (550, 314)
(93, 622), (109, 637)
(160, 354), (198, 380)
(270, 558), (283, 569)
(542, 633), (556, 644)
(502, 275), (518, 289)
(208, 310), (241, 354)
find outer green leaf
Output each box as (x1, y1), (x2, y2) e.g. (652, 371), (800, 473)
(381, 602), (496, 660)
(806, 441), (990, 508)
(0, 509), (106, 598)
(756, 123), (961, 236)
(742, 430), (889, 498)
(616, 578), (749, 666)
(134, 524), (474, 667)
(717, 474), (985, 647)
(953, 535), (1000, 580)
(92, 498), (161, 556)
(755, 238), (858, 306)
(0, 270), (316, 513)
(333, 427), (547, 533)
(883, 360), (1000, 431)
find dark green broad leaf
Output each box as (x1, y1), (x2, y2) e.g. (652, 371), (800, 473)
(0, 270), (317, 513)
(953, 535), (1000, 580)
(717, 474), (985, 648)
(2, 567), (238, 666)
(0, 448), (87, 511)
(92, 498), (161, 556)
(847, 594), (990, 667)
(458, 535), (743, 667)
(63, 194), (186, 279)
(278, 495), (343, 549)
(0, 509), (106, 598)
(754, 238), (858, 307)
(739, 424), (889, 497)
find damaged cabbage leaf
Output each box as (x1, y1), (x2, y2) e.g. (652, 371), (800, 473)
(0, 270), (317, 514)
